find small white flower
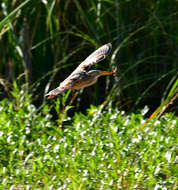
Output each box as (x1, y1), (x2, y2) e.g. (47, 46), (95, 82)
(25, 153), (33, 163)
(154, 166), (160, 175)
(80, 131), (86, 137)
(91, 146), (96, 156)
(154, 120), (160, 126)
(109, 143), (114, 148)
(7, 136), (11, 143)
(83, 169), (88, 176)
(3, 167), (6, 173)
(141, 119), (146, 124)
(2, 178), (7, 184)
(154, 184), (162, 190)
(121, 111), (125, 115)
(0, 131), (4, 136)
(16, 169), (20, 175)
(110, 114), (117, 120)
(165, 151), (172, 162)
(54, 144), (60, 153)
(112, 126), (118, 132)
(37, 138), (41, 145)
(142, 105), (149, 116)
(82, 177), (87, 181)
(25, 127), (30, 134)
(124, 118), (129, 126)
(109, 179), (113, 186)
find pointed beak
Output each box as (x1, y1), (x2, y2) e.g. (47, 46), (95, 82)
(99, 69), (117, 76)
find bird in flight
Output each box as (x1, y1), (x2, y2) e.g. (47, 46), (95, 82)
(46, 43), (116, 99)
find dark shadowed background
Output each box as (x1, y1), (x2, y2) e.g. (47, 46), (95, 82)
(0, 0), (177, 114)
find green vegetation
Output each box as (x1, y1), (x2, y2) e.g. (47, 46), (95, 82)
(0, 87), (177, 189)
(0, 0), (177, 189)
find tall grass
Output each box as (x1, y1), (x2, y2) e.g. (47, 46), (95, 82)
(0, 0), (177, 111)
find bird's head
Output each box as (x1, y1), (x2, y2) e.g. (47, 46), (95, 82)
(87, 70), (101, 78)
(87, 69), (117, 78)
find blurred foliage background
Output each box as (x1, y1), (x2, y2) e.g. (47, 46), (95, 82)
(0, 0), (177, 113)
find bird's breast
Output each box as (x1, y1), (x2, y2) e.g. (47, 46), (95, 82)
(71, 77), (98, 90)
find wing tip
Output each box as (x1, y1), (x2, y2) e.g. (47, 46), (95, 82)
(45, 87), (63, 99)
(45, 92), (55, 99)
(106, 43), (112, 54)
(107, 42), (112, 47)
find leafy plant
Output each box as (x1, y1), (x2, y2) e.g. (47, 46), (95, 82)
(0, 90), (177, 189)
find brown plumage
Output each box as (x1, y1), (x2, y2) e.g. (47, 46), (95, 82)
(46, 43), (116, 99)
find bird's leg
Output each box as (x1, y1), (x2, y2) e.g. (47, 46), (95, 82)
(69, 90), (79, 105)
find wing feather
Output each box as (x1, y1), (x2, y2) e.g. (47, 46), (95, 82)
(75, 43), (112, 72)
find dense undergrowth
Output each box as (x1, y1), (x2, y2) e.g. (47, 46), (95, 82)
(0, 88), (177, 189)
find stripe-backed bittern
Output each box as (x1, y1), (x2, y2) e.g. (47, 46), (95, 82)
(46, 43), (116, 99)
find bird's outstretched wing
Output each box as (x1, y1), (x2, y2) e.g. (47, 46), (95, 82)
(73, 43), (112, 74)
(45, 43), (112, 99)
(45, 70), (87, 99)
